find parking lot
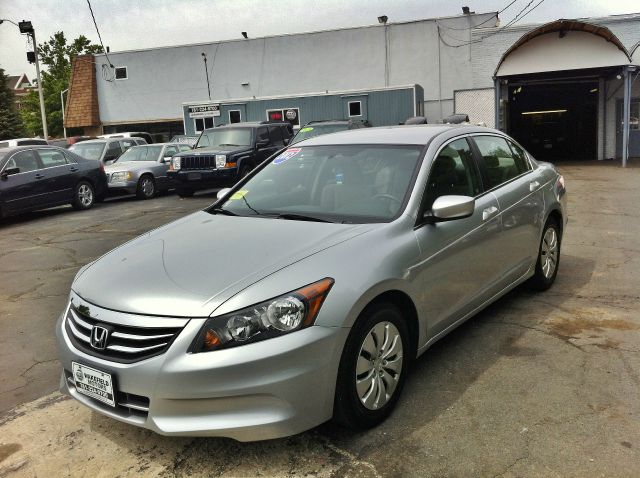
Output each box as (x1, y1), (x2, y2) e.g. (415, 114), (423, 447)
(0, 162), (639, 477)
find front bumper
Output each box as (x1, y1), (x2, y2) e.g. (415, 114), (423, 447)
(56, 298), (348, 441)
(167, 168), (237, 189)
(107, 179), (138, 195)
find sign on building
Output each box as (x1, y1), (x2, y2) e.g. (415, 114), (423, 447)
(188, 104), (220, 118)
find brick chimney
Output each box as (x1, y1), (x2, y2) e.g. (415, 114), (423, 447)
(65, 55), (101, 135)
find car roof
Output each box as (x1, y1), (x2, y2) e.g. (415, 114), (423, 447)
(298, 124), (500, 146)
(0, 145), (65, 153)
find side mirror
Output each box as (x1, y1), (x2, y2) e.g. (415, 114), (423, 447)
(1, 167), (20, 179)
(216, 188), (231, 200)
(256, 140), (269, 149)
(427, 195), (475, 222)
(283, 138), (290, 146)
(162, 156), (172, 163)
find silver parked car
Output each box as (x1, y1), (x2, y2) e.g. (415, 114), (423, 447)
(104, 143), (191, 199)
(68, 137), (147, 164)
(57, 125), (567, 441)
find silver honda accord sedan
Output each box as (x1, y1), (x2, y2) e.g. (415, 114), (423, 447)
(56, 125), (567, 441)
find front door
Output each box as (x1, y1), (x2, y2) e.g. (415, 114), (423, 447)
(0, 150), (44, 213)
(413, 137), (503, 338)
(35, 148), (77, 204)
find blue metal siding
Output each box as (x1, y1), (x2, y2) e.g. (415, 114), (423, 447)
(183, 86), (419, 132)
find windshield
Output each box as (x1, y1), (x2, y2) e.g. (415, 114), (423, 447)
(115, 145), (163, 162)
(69, 142), (106, 160)
(195, 129), (252, 149)
(213, 145), (422, 223)
(291, 124), (349, 144)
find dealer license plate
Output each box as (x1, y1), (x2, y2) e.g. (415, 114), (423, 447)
(72, 362), (116, 407)
(187, 172), (202, 181)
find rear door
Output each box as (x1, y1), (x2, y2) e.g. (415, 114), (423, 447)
(413, 137), (503, 337)
(35, 148), (77, 204)
(255, 127), (276, 164)
(470, 134), (542, 283)
(0, 150), (44, 213)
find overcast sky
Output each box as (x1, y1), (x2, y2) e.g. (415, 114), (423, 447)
(1, 0), (638, 78)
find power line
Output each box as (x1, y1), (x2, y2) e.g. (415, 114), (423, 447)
(86, 0), (113, 68)
(438, 0), (546, 48)
(439, 0), (520, 31)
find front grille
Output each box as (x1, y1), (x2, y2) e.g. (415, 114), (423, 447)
(180, 155), (216, 170)
(65, 371), (150, 421)
(65, 304), (185, 364)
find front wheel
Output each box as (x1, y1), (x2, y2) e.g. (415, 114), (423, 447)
(333, 303), (410, 430)
(528, 217), (561, 291)
(136, 175), (156, 199)
(72, 181), (95, 210)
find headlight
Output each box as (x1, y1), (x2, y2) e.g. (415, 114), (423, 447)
(190, 278), (334, 353)
(215, 154), (226, 168)
(110, 171), (132, 182)
(172, 157), (181, 170)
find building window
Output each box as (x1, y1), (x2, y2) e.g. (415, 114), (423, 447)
(229, 110), (242, 124)
(266, 108), (300, 126)
(348, 101), (362, 117)
(115, 67), (128, 80)
(194, 117), (214, 132)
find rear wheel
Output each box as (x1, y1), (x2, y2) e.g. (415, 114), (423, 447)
(136, 175), (156, 199)
(529, 217), (561, 291)
(72, 181), (95, 210)
(334, 303), (410, 430)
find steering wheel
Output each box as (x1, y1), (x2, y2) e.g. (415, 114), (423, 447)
(372, 194), (402, 206)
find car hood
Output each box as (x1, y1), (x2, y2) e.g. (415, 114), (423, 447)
(104, 161), (159, 172)
(72, 211), (376, 318)
(173, 146), (252, 157)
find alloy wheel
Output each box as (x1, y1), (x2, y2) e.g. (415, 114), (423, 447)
(356, 321), (404, 410)
(78, 184), (93, 207)
(141, 177), (155, 197)
(541, 227), (559, 279)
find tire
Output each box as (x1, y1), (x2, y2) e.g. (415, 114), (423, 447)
(177, 189), (194, 198)
(333, 302), (411, 430)
(72, 181), (95, 210)
(136, 175), (156, 200)
(528, 217), (561, 291)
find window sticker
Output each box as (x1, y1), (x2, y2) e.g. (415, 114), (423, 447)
(230, 190), (249, 200)
(300, 127), (314, 133)
(273, 148), (302, 165)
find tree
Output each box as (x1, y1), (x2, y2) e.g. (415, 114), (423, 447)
(20, 32), (102, 137)
(0, 68), (25, 140)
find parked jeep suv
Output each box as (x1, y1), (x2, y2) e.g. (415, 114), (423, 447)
(167, 122), (293, 197)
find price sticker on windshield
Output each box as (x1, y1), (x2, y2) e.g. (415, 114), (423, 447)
(273, 148), (301, 165)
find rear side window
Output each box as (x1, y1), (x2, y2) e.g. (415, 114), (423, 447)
(105, 142), (122, 158)
(473, 135), (528, 189)
(38, 149), (68, 168)
(268, 126), (284, 146)
(257, 127), (269, 144)
(507, 140), (531, 171)
(423, 138), (482, 210)
(7, 150), (41, 173)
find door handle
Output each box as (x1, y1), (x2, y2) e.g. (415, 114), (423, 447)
(529, 181), (540, 192)
(35, 174), (45, 180)
(482, 206), (499, 221)
(69, 167), (79, 172)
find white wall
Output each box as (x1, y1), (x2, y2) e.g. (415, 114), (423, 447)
(94, 13), (496, 124)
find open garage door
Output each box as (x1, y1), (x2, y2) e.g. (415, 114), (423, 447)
(507, 80), (598, 161)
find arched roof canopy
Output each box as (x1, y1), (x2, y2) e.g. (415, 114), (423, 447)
(495, 19), (632, 77)
(632, 41), (640, 66)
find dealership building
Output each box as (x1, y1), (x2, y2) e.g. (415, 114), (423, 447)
(64, 10), (640, 163)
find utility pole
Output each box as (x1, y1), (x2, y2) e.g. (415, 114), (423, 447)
(201, 52), (211, 101)
(61, 88), (69, 138)
(20, 21), (48, 139)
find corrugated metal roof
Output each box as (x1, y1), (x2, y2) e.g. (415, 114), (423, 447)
(494, 19), (632, 76)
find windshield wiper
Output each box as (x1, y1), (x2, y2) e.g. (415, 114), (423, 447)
(275, 213), (333, 223)
(217, 143), (243, 147)
(209, 207), (237, 216)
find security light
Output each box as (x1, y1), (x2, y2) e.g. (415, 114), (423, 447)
(378, 15), (388, 24)
(18, 20), (33, 33)
(241, 31), (248, 39)
(462, 6), (471, 14)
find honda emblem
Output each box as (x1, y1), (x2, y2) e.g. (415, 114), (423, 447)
(91, 325), (109, 350)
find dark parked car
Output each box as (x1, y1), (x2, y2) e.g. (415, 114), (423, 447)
(168, 122), (293, 197)
(0, 146), (107, 218)
(290, 119), (370, 145)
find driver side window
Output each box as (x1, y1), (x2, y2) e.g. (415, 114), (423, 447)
(423, 138), (481, 211)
